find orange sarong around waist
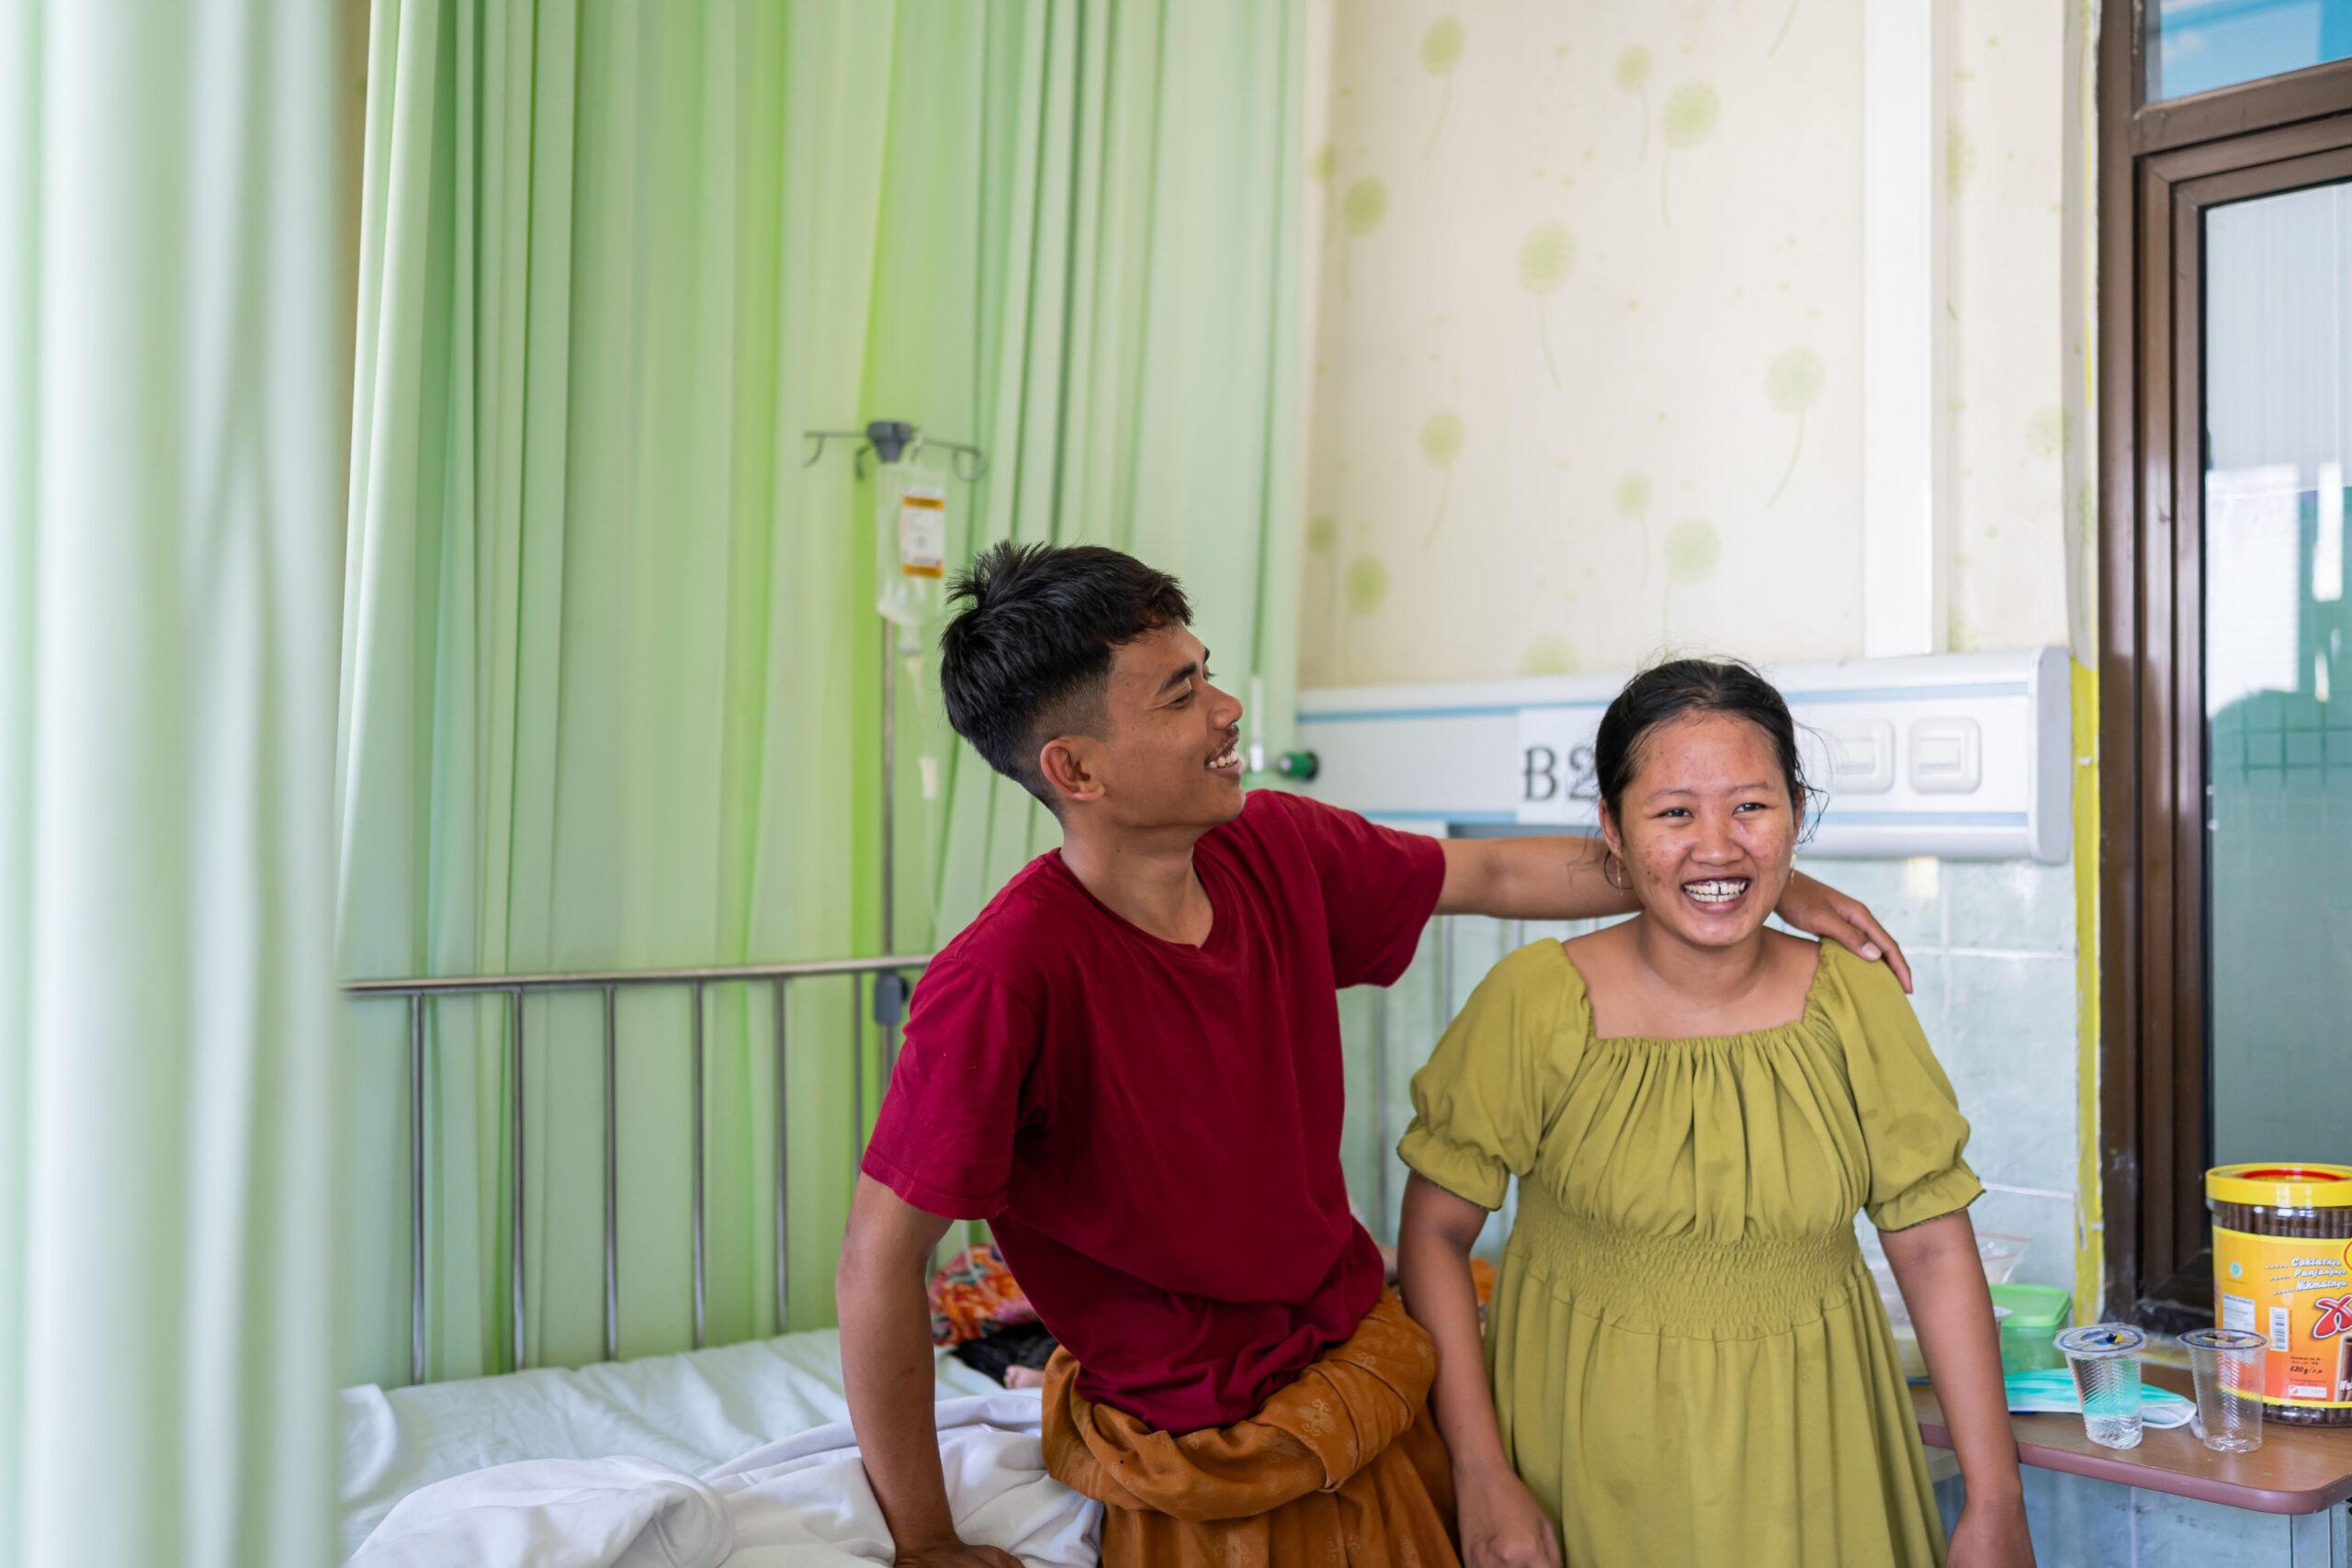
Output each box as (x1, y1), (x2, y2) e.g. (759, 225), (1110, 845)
(1040, 1289), (1461, 1567)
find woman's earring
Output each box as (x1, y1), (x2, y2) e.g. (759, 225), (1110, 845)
(1603, 850), (1633, 892)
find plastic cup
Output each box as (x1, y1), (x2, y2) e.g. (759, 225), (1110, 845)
(2055, 1324), (2147, 1449)
(2179, 1326), (2267, 1453)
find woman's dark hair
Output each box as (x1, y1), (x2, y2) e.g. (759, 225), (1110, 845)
(1593, 658), (1811, 831)
(938, 542), (1193, 807)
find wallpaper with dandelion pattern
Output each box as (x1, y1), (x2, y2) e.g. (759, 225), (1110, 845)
(1297, 0), (2091, 686)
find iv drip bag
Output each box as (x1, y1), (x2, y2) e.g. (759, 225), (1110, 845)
(876, 461), (945, 639)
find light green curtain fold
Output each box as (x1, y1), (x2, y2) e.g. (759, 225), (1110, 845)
(341, 0), (901, 1385)
(0, 5), (349, 1565)
(339, 0), (1303, 1389)
(914, 0), (1306, 938)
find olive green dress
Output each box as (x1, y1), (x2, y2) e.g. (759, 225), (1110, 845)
(1399, 938), (1980, 1568)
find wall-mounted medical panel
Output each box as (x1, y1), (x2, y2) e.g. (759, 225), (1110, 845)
(1295, 648), (2071, 863)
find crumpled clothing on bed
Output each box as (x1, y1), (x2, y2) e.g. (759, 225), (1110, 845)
(929, 1243), (1041, 1347)
(349, 1391), (1099, 1568)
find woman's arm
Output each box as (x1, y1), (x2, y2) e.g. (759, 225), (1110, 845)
(1398, 1174), (1560, 1568)
(1882, 1211), (2035, 1567)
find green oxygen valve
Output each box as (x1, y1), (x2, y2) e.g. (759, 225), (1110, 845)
(1243, 675), (1320, 781)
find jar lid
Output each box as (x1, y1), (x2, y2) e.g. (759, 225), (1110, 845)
(2055, 1324), (2146, 1358)
(2207, 1162), (2352, 1209)
(2178, 1327), (2266, 1352)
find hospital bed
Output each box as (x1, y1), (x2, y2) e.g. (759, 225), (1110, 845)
(329, 929), (1471, 1562)
(334, 954), (1092, 1564)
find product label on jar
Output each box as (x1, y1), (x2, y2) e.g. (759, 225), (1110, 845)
(2214, 1224), (2352, 1407)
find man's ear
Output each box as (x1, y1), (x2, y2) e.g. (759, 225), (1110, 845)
(1037, 735), (1102, 806)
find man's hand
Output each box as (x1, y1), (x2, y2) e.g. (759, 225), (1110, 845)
(894, 1544), (1025, 1568)
(1773, 870), (1913, 991)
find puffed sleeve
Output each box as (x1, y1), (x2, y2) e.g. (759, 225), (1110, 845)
(1820, 942), (1984, 1232)
(1397, 941), (1582, 1211)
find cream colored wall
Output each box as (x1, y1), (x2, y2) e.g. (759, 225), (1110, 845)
(1299, 0), (2092, 686)
(1947, 0), (2096, 661)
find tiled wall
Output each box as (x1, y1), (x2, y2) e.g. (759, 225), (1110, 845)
(1828, 852), (2084, 1299)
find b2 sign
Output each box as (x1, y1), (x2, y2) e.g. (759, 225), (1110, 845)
(1516, 706), (1605, 827)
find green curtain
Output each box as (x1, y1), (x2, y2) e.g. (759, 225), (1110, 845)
(908, 0), (1307, 941)
(0, 5), (349, 1566)
(339, 0), (1303, 1390)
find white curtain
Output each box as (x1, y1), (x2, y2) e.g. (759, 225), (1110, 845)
(0, 5), (349, 1565)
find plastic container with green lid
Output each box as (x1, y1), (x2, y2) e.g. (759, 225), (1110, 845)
(1988, 1283), (2072, 1373)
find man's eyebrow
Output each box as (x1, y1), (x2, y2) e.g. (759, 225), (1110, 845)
(1156, 660), (1199, 697)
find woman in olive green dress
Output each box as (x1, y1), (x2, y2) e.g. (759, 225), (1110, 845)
(1396, 660), (2030, 1568)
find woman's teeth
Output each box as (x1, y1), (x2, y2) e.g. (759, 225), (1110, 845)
(1207, 744), (1241, 772)
(1683, 878), (1750, 904)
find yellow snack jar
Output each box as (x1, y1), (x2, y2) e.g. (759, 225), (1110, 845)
(2208, 1163), (2352, 1427)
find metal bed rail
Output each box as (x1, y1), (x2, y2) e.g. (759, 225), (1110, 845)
(346, 953), (931, 1385)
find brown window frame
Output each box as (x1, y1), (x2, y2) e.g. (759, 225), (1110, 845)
(2098, 0), (2352, 1331)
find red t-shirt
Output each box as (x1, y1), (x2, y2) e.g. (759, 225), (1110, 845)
(860, 789), (1445, 1433)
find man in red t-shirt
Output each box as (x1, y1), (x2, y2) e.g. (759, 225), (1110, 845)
(838, 545), (1911, 1567)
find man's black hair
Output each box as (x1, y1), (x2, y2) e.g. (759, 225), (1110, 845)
(938, 542), (1193, 808)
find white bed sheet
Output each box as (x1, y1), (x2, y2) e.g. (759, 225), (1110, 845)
(338, 1329), (1010, 1562)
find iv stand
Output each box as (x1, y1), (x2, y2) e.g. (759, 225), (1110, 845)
(802, 420), (989, 1085)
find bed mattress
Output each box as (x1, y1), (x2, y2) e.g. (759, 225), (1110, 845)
(337, 1329), (1008, 1561)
